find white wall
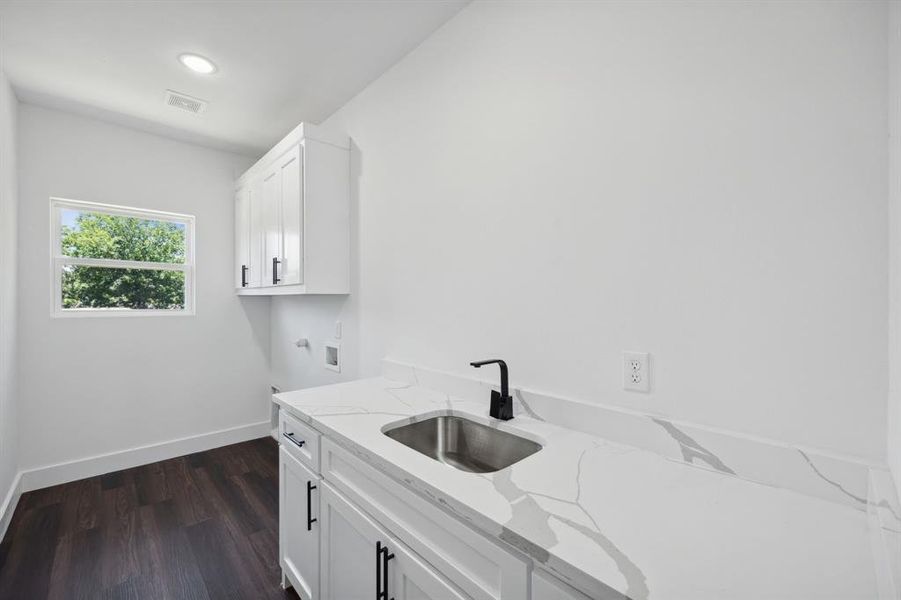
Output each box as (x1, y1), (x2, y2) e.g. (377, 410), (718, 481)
(888, 0), (901, 498)
(270, 295), (356, 392)
(0, 72), (19, 506)
(277, 0), (889, 461)
(16, 104), (271, 472)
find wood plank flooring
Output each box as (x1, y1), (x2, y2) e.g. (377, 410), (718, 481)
(0, 437), (301, 600)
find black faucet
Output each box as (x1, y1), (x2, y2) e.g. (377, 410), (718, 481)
(470, 359), (514, 420)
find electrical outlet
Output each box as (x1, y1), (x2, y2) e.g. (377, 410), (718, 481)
(623, 351), (650, 393)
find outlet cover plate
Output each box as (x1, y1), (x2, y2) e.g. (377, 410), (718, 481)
(623, 351), (650, 393)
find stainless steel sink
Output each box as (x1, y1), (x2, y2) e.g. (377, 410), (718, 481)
(383, 415), (542, 473)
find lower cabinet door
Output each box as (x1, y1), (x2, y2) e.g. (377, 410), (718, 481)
(280, 446), (320, 600)
(319, 481), (467, 600)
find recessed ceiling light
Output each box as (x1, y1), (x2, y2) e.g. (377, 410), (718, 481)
(178, 53), (217, 75)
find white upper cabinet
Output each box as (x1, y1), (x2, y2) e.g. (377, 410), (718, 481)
(235, 123), (349, 295)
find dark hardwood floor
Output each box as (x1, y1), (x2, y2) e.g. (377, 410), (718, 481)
(0, 437), (300, 600)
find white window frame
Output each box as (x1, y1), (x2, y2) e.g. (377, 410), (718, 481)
(50, 197), (196, 318)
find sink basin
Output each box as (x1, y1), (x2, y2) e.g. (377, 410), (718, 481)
(383, 415), (542, 473)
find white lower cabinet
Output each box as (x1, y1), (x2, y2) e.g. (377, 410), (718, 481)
(319, 437), (528, 600)
(280, 446), (320, 600)
(279, 422), (580, 600)
(319, 481), (467, 600)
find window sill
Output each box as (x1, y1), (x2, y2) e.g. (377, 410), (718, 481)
(52, 309), (195, 319)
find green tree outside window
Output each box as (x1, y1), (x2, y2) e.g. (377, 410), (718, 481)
(61, 212), (187, 310)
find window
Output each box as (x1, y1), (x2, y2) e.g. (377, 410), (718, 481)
(51, 198), (195, 317)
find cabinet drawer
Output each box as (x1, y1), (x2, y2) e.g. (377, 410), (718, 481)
(279, 409), (320, 473)
(321, 438), (528, 600)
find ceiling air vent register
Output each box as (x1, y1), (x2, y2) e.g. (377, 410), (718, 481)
(164, 90), (208, 115)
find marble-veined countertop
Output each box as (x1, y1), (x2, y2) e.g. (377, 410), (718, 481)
(274, 377), (878, 600)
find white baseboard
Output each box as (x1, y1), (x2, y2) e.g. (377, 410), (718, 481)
(0, 472), (23, 543)
(20, 420), (271, 493)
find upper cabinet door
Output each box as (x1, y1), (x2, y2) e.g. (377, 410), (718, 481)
(262, 165), (282, 286)
(279, 145), (304, 286)
(247, 181), (263, 288)
(234, 187), (251, 289)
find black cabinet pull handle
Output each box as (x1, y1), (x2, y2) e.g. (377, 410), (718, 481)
(383, 546), (394, 600)
(376, 541), (395, 600)
(272, 257), (281, 284)
(306, 480), (317, 531)
(282, 431), (305, 449)
(241, 264), (248, 287)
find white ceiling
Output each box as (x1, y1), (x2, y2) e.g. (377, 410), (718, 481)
(0, 0), (468, 157)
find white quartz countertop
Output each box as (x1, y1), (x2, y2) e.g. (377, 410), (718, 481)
(274, 377), (878, 600)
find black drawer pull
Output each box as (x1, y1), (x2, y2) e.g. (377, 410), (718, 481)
(282, 431), (305, 449)
(241, 264), (248, 287)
